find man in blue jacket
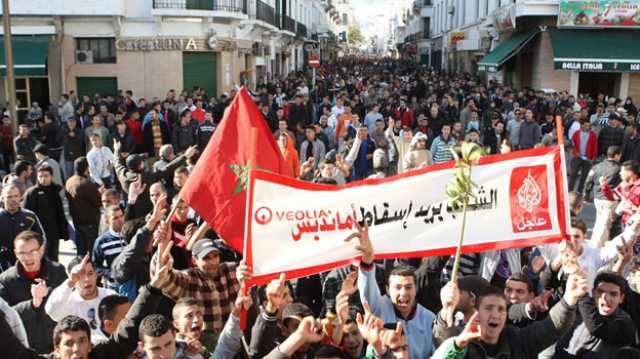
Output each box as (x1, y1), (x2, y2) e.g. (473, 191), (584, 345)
(346, 220), (437, 358)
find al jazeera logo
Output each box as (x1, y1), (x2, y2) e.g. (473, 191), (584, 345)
(509, 165), (552, 233)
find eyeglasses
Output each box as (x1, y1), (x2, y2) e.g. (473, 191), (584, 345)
(15, 247), (41, 258)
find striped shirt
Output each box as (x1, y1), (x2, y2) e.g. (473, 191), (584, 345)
(440, 253), (481, 284)
(91, 229), (125, 287)
(430, 135), (457, 163)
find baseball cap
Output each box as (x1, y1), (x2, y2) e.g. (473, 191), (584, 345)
(457, 275), (490, 297)
(125, 153), (146, 170)
(192, 238), (221, 260)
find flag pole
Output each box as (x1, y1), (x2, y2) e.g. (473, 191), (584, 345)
(555, 115), (571, 236)
(240, 126), (259, 332)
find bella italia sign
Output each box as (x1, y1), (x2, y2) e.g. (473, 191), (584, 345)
(116, 36), (219, 51)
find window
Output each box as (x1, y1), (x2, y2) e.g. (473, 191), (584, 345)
(423, 17), (430, 38)
(76, 38), (116, 63)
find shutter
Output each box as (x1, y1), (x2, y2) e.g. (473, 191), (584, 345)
(182, 52), (217, 97)
(76, 77), (118, 99)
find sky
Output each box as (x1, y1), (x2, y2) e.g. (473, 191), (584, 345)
(350, 0), (413, 46)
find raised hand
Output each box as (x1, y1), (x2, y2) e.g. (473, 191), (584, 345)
(440, 281), (460, 327)
(617, 239), (635, 265)
(185, 145), (198, 158)
(150, 240), (173, 289)
(530, 255), (546, 274)
(232, 293), (253, 317)
(294, 316), (324, 344)
(152, 220), (172, 247)
(236, 260), (253, 285)
(379, 322), (405, 354)
(563, 269), (588, 306)
(344, 209), (374, 264)
(529, 290), (553, 313)
(265, 273), (287, 314)
(69, 255), (90, 287)
(300, 157), (315, 177)
(113, 138), (121, 153)
(356, 302), (384, 354)
(340, 271), (358, 296)
(454, 311), (482, 349)
(127, 177), (146, 204)
(31, 279), (50, 308)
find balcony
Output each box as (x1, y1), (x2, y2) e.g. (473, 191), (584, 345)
(248, 0), (277, 27)
(296, 22), (307, 38)
(152, 0), (248, 18)
(283, 15), (296, 34)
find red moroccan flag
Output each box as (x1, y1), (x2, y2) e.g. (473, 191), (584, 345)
(179, 87), (293, 253)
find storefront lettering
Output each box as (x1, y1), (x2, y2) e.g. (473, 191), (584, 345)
(631, 64), (640, 71)
(561, 62), (603, 70)
(115, 38), (202, 51)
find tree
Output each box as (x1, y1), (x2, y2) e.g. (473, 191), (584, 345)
(347, 26), (365, 46)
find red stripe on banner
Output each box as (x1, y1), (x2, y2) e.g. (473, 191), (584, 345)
(245, 146), (567, 286)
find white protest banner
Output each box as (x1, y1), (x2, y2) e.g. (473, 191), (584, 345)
(244, 146), (569, 285)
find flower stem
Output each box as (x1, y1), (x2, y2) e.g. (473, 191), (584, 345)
(451, 166), (472, 284)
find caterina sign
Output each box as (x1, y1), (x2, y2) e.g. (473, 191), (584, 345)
(244, 146), (570, 285)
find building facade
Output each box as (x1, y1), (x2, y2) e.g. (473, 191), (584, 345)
(394, 0), (433, 64)
(0, 0), (335, 109)
(417, 0), (640, 100)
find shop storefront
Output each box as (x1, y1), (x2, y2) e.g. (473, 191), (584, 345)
(550, 28), (640, 99)
(0, 35), (51, 111)
(478, 1), (640, 99)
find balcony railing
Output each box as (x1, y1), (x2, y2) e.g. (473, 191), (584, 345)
(284, 15), (296, 33)
(296, 22), (307, 38)
(153, 0), (247, 12)
(254, 0), (276, 26)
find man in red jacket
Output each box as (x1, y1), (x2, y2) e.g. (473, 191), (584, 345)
(395, 98), (414, 129)
(570, 120), (598, 193)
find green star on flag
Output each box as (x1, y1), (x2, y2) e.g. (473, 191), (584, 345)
(229, 163), (267, 195)
(229, 163), (250, 195)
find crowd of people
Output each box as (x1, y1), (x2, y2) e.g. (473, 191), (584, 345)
(0, 57), (640, 358)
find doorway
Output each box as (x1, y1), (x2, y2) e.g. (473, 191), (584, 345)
(578, 72), (620, 99)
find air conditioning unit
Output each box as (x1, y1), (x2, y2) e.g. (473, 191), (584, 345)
(75, 50), (94, 64)
(447, 5), (455, 15)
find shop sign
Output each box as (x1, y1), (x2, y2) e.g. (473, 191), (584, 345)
(450, 32), (466, 45)
(116, 37), (202, 51)
(558, 0), (640, 28)
(555, 60), (640, 72)
(495, 5), (516, 31)
(478, 64), (498, 73)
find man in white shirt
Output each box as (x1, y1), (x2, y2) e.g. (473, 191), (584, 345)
(537, 217), (638, 289)
(45, 255), (117, 339)
(86, 133), (114, 188)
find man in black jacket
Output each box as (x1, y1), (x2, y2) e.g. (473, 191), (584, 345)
(288, 94), (312, 130)
(0, 259), (165, 358)
(62, 117), (85, 180)
(0, 183), (46, 268)
(23, 165), (69, 261)
(0, 230), (67, 353)
(554, 271), (638, 358)
(196, 110), (216, 152)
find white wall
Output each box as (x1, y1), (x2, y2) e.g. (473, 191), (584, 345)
(1, 0), (125, 16)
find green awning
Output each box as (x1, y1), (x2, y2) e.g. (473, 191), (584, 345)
(478, 29), (539, 73)
(550, 29), (640, 72)
(0, 36), (49, 76)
